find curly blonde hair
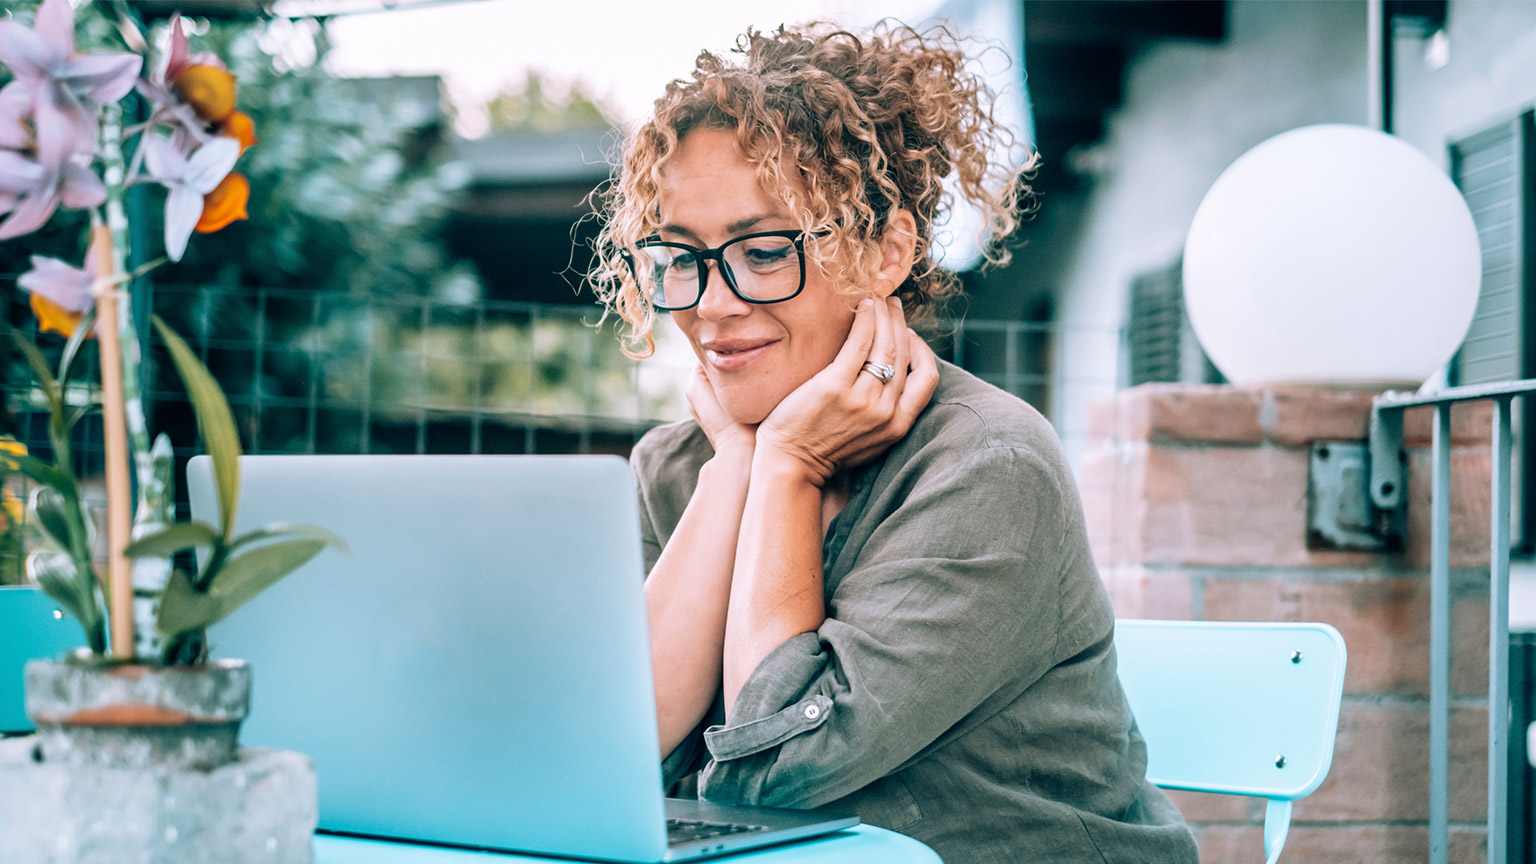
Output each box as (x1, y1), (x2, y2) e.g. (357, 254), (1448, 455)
(589, 21), (1035, 357)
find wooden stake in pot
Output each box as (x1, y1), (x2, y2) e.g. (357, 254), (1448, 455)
(90, 224), (134, 660)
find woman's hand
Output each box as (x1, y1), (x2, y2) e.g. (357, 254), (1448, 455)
(755, 295), (939, 487)
(687, 366), (757, 466)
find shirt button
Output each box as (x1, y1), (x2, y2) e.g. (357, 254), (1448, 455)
(803, 703), (821, 721)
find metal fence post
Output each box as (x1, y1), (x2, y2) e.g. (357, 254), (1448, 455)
(1431, 403), (1451, 864)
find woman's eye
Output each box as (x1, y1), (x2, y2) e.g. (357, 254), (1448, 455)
(743, 246), (791, 265)
(667, 253), (699, 273)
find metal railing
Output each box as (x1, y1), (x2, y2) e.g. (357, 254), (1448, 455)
(1371, 379), (1536, 864)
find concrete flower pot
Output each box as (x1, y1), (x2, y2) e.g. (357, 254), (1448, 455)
(0, 656), (318, 864)
(24, 657), (252, 770)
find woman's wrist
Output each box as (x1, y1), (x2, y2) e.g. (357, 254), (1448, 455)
(701, 446), (755, 485)
(751, 444), (831, 489)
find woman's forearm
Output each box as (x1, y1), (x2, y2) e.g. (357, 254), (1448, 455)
(722, 453), (829, 714)
(646, 451), (752, 756)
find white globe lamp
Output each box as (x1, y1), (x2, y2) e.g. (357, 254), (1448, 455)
(1182, 124), (1482, 389)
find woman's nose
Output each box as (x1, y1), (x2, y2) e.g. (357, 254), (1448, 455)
(694, 260), (751, 321)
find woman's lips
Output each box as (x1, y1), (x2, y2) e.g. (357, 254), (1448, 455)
(704, 340), (779, 371)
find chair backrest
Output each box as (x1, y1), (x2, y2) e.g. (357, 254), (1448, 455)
(0, 586), (85, 734)
(1115, 619), (1347, 864)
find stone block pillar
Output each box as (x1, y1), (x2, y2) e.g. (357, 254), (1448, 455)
(1081, 383), (1494, 864)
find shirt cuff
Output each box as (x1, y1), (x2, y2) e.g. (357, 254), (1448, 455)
(663, 735), (702, 789)
(703, 632), (832, 762)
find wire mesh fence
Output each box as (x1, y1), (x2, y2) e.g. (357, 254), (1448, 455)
(0, 281), (1122, 582)
(146, 284), (693, 459)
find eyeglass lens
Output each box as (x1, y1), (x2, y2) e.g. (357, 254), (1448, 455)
(637, 235), (803, 309)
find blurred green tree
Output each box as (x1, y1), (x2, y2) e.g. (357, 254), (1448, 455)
(0, 4), (479, 299)
(155, 16), (481, 302)
(0, 1), (677, 474)
(485, 70), (617, 134)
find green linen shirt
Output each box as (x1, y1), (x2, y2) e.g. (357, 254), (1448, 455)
(630, 360), (1198, 864)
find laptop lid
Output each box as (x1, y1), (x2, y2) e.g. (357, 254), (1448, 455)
(189, 454), (670, 862)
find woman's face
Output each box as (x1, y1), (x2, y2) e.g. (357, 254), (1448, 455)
(657, 127), (859, 425)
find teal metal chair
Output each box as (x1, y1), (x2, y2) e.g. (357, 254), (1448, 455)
(1, 585), (85, 734)
(1115, 619), (1347, 864)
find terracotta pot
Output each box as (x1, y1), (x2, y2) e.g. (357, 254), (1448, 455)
(24, 657), (251, 770)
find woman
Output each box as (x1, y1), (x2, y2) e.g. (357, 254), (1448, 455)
(591, 23), (1198, 864)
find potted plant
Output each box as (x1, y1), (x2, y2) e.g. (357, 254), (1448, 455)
(0, 2), (340, 860)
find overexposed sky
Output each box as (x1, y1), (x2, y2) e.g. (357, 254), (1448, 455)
(308, 0), (987, 133)
(283, 0), (1028, 269)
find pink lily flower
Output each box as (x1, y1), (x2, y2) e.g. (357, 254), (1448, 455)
(0, 148), (104, 239)
(152, 13), (228, 85)
(0, 83), (29, 150)
(0, 0), (143, 171)
(135, 13), (227, 154)
(16, 240), (108, 336)
(140, 133), (239, 261)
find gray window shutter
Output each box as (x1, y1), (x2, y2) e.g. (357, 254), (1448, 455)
(1450, 110), (1535, 550)
(1127, 258), (1221, 386)
(1451, 111), (1534, 385)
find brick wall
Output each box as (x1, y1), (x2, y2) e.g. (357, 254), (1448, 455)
(1081, 384), (1493, 864)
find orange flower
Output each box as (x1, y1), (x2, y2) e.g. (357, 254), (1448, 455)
(219, 111), (257, 154)
(30, 294), (87, 339)
(196, 172), (249, 233)
(172, 64), (238, 124)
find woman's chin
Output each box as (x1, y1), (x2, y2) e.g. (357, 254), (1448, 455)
(717, 392), (778, 426)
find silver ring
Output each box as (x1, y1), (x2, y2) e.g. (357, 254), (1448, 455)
(861, 361), (896, 384)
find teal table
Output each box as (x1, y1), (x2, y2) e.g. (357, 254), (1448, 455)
(7, 586), (942, 863)
(314, 825), (940, 863)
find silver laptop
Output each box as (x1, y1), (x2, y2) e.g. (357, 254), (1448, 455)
(189, 454), (857, 862)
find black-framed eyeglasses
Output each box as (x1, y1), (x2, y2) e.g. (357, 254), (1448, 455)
(621, 230), (810, 312)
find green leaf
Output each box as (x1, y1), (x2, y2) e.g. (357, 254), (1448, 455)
(156, 569), (213, 638)
(158, 539), (329, 636)
(0, 450), (76, 493)
(152, 316), (242, 541)
(63, 404), (92, 433)
(57, 306), (99, 388)
(8, 328), (60, 415)
(229, 522), (349, 555)
(28, 551), (99, 640)
(125, 521), (221, 559)
(160, 624), (208, 666)
(32, 487), (82, 554)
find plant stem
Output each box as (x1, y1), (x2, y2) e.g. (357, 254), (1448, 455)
(97, 100), (160, 660)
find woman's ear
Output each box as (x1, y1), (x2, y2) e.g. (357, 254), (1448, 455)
(874, 209), (918, 298)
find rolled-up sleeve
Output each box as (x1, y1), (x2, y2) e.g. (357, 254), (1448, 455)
(662, 719), (709, 789)
(699, 445), (1069, 809)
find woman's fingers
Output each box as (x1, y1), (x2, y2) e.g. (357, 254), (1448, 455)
(863, 298), (906, 419)
(759, 294), (929, 477)
(686, 368), (724, 431)
(832, 326), (936, 470)
(893, 328), (939, 427)
(857, 292), (896, 393)
(830, 298), (879, 386)
(883, 297), (911, 405)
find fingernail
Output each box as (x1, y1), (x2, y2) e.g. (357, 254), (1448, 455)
(890, 296), (903, 308)
(860, 298), (874, 310)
